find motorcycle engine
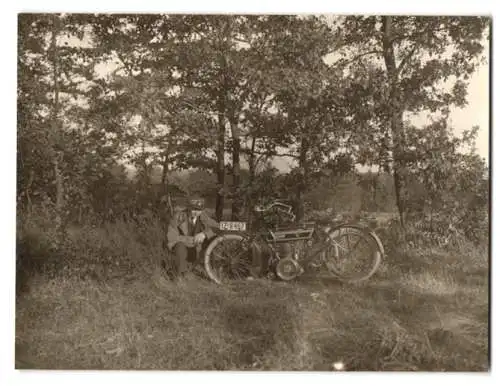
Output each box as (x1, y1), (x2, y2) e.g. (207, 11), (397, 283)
(275, 257), (302, 281)
(276, 240), (309, 261)
(274, 241), (307, 280)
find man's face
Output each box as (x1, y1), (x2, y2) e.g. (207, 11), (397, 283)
(190, 198), (204, 208)
(191, 209), (202, 218)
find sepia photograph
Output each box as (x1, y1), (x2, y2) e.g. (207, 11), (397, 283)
(13, 10), (490, 374)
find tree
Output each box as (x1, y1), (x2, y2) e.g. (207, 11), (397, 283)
(171, 15), (356, 221)
(402, 120), (488, 241)
(90, 15), (177, 201)
(336, 16), (489, 229)
(18, 14), (99, 232)
(235, 15), (385, 221)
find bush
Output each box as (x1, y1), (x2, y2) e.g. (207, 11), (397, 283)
(16, 206), (172, 291)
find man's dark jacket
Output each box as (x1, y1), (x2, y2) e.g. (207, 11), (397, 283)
(166, 210), (219, 251)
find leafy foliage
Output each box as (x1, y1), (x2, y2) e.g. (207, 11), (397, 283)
(18, 14), (489, 245)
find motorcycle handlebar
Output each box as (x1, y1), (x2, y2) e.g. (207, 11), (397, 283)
(253, 201), (293, 213)
(253, 202), (296, 222)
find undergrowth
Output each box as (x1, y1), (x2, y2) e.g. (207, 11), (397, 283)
(15, 210), (489, 371)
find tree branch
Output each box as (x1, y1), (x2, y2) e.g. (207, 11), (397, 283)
(180, 100), (218, 116)
(115, 51), (135, 77)
(331, 49), (384, 69)
(233, 37), (251, 46)
(255, 153), (267, 166)
(274, 152), (299, 159)
(391, 25), (449, 45)
(396, 42), (419, 76)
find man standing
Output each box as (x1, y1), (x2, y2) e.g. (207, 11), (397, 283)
(166, 197), (219, 279)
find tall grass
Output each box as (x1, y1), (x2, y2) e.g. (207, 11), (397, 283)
(17, 209), (170, 288)
(15, 209), (489, 371)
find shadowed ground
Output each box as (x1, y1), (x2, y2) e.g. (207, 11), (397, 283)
(15, 242), (488, 371)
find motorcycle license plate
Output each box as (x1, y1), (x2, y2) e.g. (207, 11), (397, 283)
(219, 221), (247, 231)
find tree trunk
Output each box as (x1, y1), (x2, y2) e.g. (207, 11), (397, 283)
(215, 110), (226, 222)
(161, 151), (169, 195)
(215, 21), (233, 222)
(295, 137), (308, 222)
(230, 118), (242, 220)
(382, 16), (407, 230)
(246, 136), (257, 222)
(23, 169), (35, 217)
(140, 133), (151, 187)
(50, 15), (65, 242)
(53, 153), (65, 236)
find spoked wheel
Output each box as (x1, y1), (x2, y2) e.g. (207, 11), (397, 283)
(204, 234), (261, 285)
(319, 225), (383, 283)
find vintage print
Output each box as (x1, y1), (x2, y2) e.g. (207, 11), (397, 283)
(16, 14), (490, 371)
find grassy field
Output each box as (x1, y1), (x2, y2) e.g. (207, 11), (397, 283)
(15, 216), (489, 371)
